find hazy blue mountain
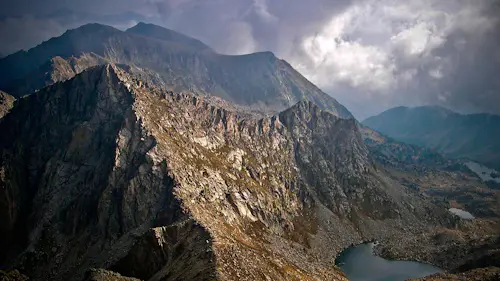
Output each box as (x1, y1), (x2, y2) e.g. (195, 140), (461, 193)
(363, 106), (500, 169)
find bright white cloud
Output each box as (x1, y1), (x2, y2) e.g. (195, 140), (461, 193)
(298, 4), (396, 91)
(290, 0), (499, 118)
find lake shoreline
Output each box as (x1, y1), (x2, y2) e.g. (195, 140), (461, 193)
(334, 239), (445, 269)
(336, 242), (443, 281)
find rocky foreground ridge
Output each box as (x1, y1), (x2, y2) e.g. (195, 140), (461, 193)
(0, 64), (459, 280)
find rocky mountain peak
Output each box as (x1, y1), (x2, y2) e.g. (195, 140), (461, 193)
(280, 99), (320, 119)
(65, 22), (120, 35)
(126, 22), (214, 52)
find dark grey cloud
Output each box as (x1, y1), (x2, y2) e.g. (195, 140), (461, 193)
(0, 0), (499, 119)
(0, 0), (147, 16)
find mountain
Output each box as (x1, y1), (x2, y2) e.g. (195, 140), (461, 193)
(0, 22), (353, 119)
(0, 64), (454, 280)
(363, 106), (500, 170)
(1, 22), (499, 281)
(126, 22), (214, 52)
(360, 124), (500, 216)
(360, 125), (500, 275)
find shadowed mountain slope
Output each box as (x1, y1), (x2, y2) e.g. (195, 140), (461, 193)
(0, 23), (352, 119)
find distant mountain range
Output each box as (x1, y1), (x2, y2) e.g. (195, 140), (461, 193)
(363, 106), (500, 170)
(0, 90), (15, 118)
(0, 22), (352, 119)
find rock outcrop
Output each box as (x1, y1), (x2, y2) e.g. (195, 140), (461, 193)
(0, 91), (15, 118)
(0, 64), (454, 280)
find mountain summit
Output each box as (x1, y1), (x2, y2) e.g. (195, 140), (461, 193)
(0, 22), (353, 119)
(126, 22), (214, 52)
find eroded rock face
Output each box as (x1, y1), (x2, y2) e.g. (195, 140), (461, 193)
(0, 65), (188, 280)
(0, 64), (452, 280)
(110, 220), (216, 281)
(0, 91), (14, 119)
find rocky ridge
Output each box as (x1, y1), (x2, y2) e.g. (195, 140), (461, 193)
(0, 64), (454, 280)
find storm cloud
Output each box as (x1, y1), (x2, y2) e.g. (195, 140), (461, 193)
(1, 0), (499, 119)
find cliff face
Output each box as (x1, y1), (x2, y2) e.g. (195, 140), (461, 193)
(0, 23), (352, 119)
(0, 91), (15, 118)
(0, 65), (450, 280)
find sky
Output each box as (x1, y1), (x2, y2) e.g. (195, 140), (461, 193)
(0, 0), (499, 119)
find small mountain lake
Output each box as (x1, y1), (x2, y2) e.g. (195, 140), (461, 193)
(336, 243), (443, 281)
(465, 161), (500, 183)
(448, 208), (474, 219)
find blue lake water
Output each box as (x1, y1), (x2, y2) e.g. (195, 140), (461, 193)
(336, 243), (443, 281)
(449, 208), (474, 219)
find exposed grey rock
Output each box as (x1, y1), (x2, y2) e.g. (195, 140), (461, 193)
(0, 91), (15, 119)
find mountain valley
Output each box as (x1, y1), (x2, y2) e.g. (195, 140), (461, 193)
(363, 106), (500, 171)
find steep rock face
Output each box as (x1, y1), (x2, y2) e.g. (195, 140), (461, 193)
(1, 65), (450, 280)
(0, 65), (203, 280)
(0, 23), (352, 119)
(0, 91), (15, 118)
